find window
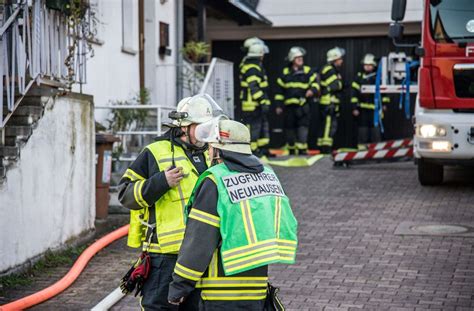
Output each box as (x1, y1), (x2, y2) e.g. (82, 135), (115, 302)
(122, 0), (137, 54)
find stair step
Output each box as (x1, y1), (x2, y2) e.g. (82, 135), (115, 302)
(20, 96), (43, 106)
(0, 146), (19, 157)
(5, 126), (32, 138)
(9, 105), (43, 117)
(8, 115), (35, 126)
(4, 137), (17, 146)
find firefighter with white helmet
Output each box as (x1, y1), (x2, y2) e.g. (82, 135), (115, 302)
(118, 94), (225, 310)
(239, 37), (271, 157)
(274, 46), (320, 155)
(351, 53), (390, 144)
(317, 46), (346, 154)
(168, 118), (298, 310)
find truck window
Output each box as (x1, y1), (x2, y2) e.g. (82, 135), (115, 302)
(430, 0), (474, 43)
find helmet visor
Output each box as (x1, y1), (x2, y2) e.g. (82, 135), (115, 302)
(194, 117), (222, 143)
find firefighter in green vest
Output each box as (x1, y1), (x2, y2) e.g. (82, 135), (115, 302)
(274, 46), (320, 155)
(168, 118), (298, 310)
(119, 94), (224, 310)
(239, 38), (271, 157)
(317, 46), (345, 154)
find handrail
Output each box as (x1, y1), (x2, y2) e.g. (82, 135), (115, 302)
(199, 58), (217, 95)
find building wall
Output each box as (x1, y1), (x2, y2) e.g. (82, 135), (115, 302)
(0, 95), (95, 273)
(76, 0), (140, 126)
(152, 0), (178, 108)
(256, 0), (423, 27)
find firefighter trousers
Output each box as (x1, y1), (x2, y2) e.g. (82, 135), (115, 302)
(357, 108), (381, 144)
(284, 104), (310, 154)
(241, 111), (270, 156)
(316, 104), (337, 154)
(198, 299), (265, 311)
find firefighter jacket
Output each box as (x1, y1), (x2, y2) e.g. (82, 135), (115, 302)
(351, 70), (390, 110)
(168, 154), (298, 302)
(118, 130), (209, 253)
(239, 57), (271, 112)
(319, 63), (344, 109)
(274, 65), (320, 107)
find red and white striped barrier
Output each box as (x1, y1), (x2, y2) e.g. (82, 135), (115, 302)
(334, 146), (413, 163)
(365, 138), (413, 151)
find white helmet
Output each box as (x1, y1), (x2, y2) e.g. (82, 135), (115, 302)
(243, 37), (264, 50)
(171, 94), (226, 127)
(362, 53), (377, 66)
(247, 43), (269, 58)
(287, 46), (306, 62)
(327, 47), (346, 62)
(195, 117), (252, 155)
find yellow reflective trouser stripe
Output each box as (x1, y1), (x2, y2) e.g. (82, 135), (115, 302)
(320, 115), (333, 147)
(174, 263), (203, 281)
(274, 197), (282, 239)
(123, 168), (144, 181)
(360, 103), (375, 109)
(188, 208), (220, 228)
(240, 200), (257, 244)
(201, 289), (267, 301)
(324, 74), (338, 86)
(351, 81), (361, 90)
(274, 94), (284, 100)
(198, 277), (268, 288)
(351, 97), (358, 104)
(296, 143), (308, 150)
(285, 82), (309, 89)
(133, 180), (148, 208)
(257, 138), (269, 147)
(284, 98), (302, 105)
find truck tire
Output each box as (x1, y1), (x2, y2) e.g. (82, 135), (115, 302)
(418, 158), (443, 186)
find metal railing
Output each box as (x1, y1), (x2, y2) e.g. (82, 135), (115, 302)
(0, 0), (90, 128)
(199, 58), (234, 119)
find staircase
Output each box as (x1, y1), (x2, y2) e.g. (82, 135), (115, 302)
(0, 87), (60, 182)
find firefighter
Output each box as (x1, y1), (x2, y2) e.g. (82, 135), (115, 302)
(118, 94), (224, 310)
(168, 118), (298, 310)
(274, 46), (320, 155)
(317, 46), (345, 154)
(351, 53), (390, 144)
(239, 39), (271, 157)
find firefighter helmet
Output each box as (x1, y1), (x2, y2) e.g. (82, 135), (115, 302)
(171, 94), (226, 127)
(362, 53), (377, 66)
(287, 46), (306, 62)
(327, 47), (346, 62)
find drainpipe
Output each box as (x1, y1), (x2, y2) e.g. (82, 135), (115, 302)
(176, 0), (184, 102)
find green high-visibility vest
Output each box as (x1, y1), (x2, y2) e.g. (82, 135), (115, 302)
(189, 163), (298, 275)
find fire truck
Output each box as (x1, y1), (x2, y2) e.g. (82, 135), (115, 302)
(389, 0), (474, 185)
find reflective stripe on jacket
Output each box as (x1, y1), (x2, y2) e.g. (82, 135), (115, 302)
(274, 65), (320, 106)
(239, 58), (270, 112)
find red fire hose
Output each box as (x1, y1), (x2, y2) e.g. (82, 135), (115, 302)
(0, 225), (129, 311)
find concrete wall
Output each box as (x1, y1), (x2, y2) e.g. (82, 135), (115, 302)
(0, 95), (95, 273)
(76, 0), (140, 126)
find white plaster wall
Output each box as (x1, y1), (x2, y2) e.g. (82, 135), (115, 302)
(75, 0), (140, 126)
(0, 95), (95, 272)
(154, 0), (178, 108)
(257, 0), (423, 27)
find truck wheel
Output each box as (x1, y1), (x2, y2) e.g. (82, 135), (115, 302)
(418, 158), (444, 186)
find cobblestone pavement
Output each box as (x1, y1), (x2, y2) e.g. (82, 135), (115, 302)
(3, 159), (474, 310)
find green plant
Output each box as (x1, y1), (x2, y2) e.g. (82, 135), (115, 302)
(180, 41), (210, 63)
